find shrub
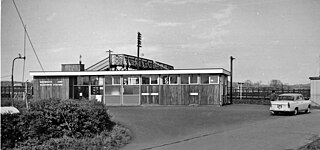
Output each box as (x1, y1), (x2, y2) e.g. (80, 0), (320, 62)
(0, 113), (22, 149)
(1, 99), (116, 149)
(17, 124), (131, 150)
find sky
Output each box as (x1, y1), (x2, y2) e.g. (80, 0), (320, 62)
(1, 0), (320, 85)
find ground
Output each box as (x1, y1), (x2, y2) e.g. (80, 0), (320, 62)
(108, 104), (320, 150)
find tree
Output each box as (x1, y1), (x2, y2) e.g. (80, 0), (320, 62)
(269, 79), (283, 89)
(244, 80), (253, 87)
(253, 81), (262, 87)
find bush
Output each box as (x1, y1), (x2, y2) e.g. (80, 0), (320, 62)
(1, 99), (117, 149)
(0, 113), (21, 149)
(24, 124), (132, 150)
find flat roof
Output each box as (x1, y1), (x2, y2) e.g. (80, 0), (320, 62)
(30, 68), (230, 77)
(309, 76), (320, 80)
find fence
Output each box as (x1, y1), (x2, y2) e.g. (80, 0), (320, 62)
(229, 87), (310, 100)
(1, 86), (33, 100)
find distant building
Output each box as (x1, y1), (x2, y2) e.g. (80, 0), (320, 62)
(309, 76), (320, 106)
(30, 54), (230, 106)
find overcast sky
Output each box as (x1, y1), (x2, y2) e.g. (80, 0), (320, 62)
(1, 0), (320, 84)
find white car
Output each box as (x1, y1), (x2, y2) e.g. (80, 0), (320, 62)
(270, 93), (311, 115)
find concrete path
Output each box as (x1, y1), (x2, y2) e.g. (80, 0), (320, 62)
(154, 110), (320, 150)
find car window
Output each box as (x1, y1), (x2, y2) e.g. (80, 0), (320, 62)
(297, 96), (302, 101)
(278, 96), (294, 101)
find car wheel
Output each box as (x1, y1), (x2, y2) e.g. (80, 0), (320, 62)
(305, 106), (311, 114)
(293, 108), (298, 116)
(270, 111), (277, 116)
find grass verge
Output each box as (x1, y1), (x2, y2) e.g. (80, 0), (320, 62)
(297, 137), (320, 150)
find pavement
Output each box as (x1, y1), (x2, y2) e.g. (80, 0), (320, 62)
(108, 105), (320, 150)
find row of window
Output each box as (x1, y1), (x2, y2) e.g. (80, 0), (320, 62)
(74, 74), (220, 86)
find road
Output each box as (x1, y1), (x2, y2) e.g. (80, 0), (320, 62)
(108, 105), (320, 150)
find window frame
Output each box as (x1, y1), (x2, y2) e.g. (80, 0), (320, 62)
(209, 75), (219, 84)
(150, 75), (159, 85)
(200, 74), (210, 84)
(169, 75), (178, 85)
(189, 74), (199, 84)
(112, 76), (121, 85)
(180, 74), (189, 85)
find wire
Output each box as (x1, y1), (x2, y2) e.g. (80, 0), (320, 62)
(12, 0), (45, 72)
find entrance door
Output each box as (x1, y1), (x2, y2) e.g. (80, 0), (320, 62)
(104, 76), (121, 105)
(105, 85), (122, 105)
(122, 76), (140, 105)
(74, 86), (89, 99)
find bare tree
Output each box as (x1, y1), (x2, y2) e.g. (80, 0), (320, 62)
(269, 79), (283, 89)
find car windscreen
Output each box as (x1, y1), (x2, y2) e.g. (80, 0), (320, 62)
(278, 96), (294, 101)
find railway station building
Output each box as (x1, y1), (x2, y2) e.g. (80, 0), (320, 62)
(30, 54), (230, 106)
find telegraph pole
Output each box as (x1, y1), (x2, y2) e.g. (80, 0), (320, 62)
(230, 56), (235, 104)
(106, 50), (113, 70)
(137, 32), (142, 70)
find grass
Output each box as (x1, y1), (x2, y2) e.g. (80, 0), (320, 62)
(297, 137), (320, 150)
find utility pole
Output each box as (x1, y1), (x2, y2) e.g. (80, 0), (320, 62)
(106, 50), (113, 70)
(137, 32), (142, 70)
(11, 54), (25, 106)
(230, 56), (235, 104)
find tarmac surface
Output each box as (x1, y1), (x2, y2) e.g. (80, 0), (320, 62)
(108, 104), (320, 150)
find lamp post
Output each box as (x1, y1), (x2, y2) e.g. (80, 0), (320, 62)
(11, 54), (26, 106)
(230, 56), (235, 104)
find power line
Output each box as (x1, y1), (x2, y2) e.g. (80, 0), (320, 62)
(12, 0), (45, 72)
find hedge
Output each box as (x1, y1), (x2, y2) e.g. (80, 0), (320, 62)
(1, 99), (119, 149)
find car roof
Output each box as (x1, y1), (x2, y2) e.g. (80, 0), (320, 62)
(278, 93), (303, 97)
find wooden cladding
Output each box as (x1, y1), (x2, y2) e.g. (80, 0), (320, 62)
(33, 76), (69, 100)
(142, 84), (221, 105)
(61, 64), (84, 72)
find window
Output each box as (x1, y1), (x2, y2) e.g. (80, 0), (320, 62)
(278, 96), (294, 101)
(76, 76), (89, 85)
(90, 76), (104, 85)
(181, 75), (188, 84)
(123, 86), (139, 95)
(162, 75), (169, 84)
(189, 74), (198, 84)
(201, 74), (209, 84)
(105, 76), (112, 85)
(209, 75), (219, 84)
(106, 76), (121, 85)
(123, 76), (139, 85)
(105, 86), (121, 95)
(142, 75), (150, 85)
(113, 76), (121, 85)
(150, 75), (158, 85)
(91, 86), (103, 95)
(169, 75), (178, 84)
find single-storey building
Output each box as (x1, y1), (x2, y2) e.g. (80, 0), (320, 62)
(30, 54), (230, 106)
(309, 76), (320, 106)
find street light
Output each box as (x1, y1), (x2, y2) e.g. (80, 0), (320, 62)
(11, 54), (26, 106)
(230, 56), (235, 104)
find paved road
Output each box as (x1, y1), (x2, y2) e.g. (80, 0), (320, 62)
(156, 110), (320, 150)
(108, 105), (320, 150)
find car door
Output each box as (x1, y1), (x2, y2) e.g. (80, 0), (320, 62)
(300, 96), (308, 110)
(296, 95), (306, 110)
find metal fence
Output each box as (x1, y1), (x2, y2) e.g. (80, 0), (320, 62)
(1, 86), (32, 100)
(229, 87), (310, 100)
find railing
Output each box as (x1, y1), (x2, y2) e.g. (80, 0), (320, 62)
(1, 86), (33, 100)
(228, 87), (310, 100)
